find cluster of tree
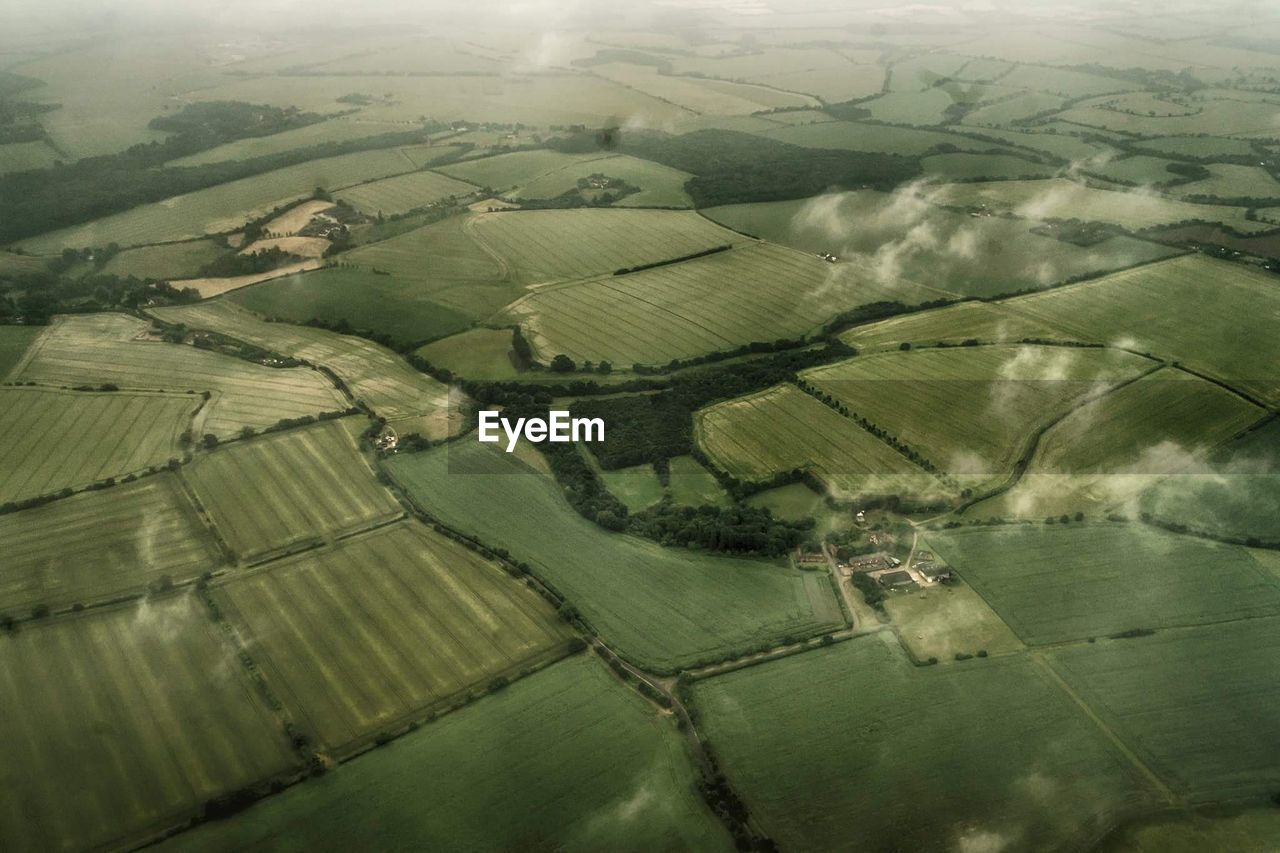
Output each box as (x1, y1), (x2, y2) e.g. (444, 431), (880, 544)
(0, 269), (199, 324)
(614, 244), (729, 275)
(147, 101), (322, 149)
(198, 245), (303, 278)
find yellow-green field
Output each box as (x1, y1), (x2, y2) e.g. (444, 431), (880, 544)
(334, 169), (477, 216)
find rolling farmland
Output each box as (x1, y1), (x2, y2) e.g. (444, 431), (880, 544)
(386, 441), (844, 672)
(0, 325), (39, 378)
(334, 169), (477, 216)
(0, 387), (196, 504)
(11, 313), (350, 439)
(839, 301), (1069, 352)
(438, 149), (618, 192)
(0, 474), (222, 616)
(157, 655), (731, 852)
(691, 633), (1152, 852)
(511, 153), (694, 208)
(926, 524), (1280, 645)
(0, 595), (297, 853)
(147, 301), (460, 439)
(183, 419), (401, 563)
(99, 239), (225, 280)
(695, 383), (942, 498)
(212, 522), (567, 752)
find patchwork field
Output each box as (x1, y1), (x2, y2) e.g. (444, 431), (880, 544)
(147, 301), (460, 439)
(691, 633), (1153, 852)
(183, 419), (401, 562)
(158, 655), (731, 851)
(1050, 618), (1280, 801)
(0, 325), (40, 378)
(921, 151), (1058, 181)
(413, 327), (520, 380)
(334, 169), (477, 216)
(11, 313), (350, 439)
(589, 63), (816, 114)
(100, 239), (225, 280)
(0, 595), (297, 853)
(800, 345), (1153, 489)
(758, 120), (1012, 155)
(926, 524), (1280, 645)
(386, 441), (844, 672)
(0, 474), (221, 616)
(168, 118), (418, 167)
(438, 149), (617, 192)
(0, 387), (196, 504)
(883, 579), (1024, 661)
(839, 301), (1070, 352)
(695, 383), (942, 498)
(510, 153), (695, 208)
(213, 522), (567, 752)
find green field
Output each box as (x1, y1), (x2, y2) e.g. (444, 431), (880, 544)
(157, 655), (731, 851)
(598, 461), (665, 512)
(385, 441), (844, 672)
(921, 151), (1058, 180)
(0, 140), (61, 174)
(229, 267), (474, 347)
(1169, 164), (1280, 201)
(696, 382), (942, 499)
(12, 313), (350, 439)
(0, 595), (297, 853)
(147, 301), (459, 439)
(183, 419), (401, 563)
(589, 63), (815, 115)
(438, 150), (619, 192)
(511, 153), (694, 208)
(960, 91), (1067, 126)
(213, 522), (567, 752)
(0, 473), (221, 616)
(168, 119), (420, 167)
(413, 327), (520, 380)
(0, 325), (40, 378)
(800, 345), (1152, 489)
(0, 387), (196, 504)
(691, 633), (1153, 852)
(1131, 136), (1261, 159)
(883, 579), (1024, 661)
(668, 455), (729, 507)
(99, 239), (226, 280)
(926, 524), (1280, 645)
(758, 120), (1011, 155)
(334, 169), (477, 216)
(839, 301), (1070, 352)
(1050, 618), (1280, 801)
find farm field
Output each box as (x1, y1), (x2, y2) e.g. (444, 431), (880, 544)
(0, 595), (297, 853)
(168, 118), (417, 167)
(230, 267), (473, 348)
(99, 239), (225, 280)
(1170, 164), (1280, 200)
(510, 153), (695, 208)
(883, 578), (1024, 661)
(334, 169), (477, 216)
(147, 301), (460, 439)
(413, 327), (520, 380)
(213, 522), (567, 752)
(800, 345), (1153, 489)
(158, 655), (731, 852)
(691, 632), (1153, 852)
(839, 301), (1070, 352)
(438, 149), (617, 192)
(173, 258), (324, 298)
(921, 151), (1057, 180)
(183, 418), (401, 563)
(926, 524), (1280, 645)
(588, 63), (816, 114)
(0, 325), (39, 377)
(0, 473), (221, 616)
(758, 120), (1011, 155)
(668, 455), (729, 507)
(0, 140), (60, 174)
(0, 387), (196, 504)
(1050, 618), (1280, 801)
(11, 313), (350, 439)
(695, 383), (943, 499)
(17, 148), (421, 253)
(597, 461), (665, 512)
(1000, 255), (1280, 404)
(1099, 808), (1280, 853)
(385, 441), (844, 672)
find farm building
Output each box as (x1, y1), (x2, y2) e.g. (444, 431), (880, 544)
(877, 570), (915, 588)
(919, 564), (953, 584)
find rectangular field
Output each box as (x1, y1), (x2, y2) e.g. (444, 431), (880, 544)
(0, 387), (196, 504)
(925, 524), (1280, 645)
(0, 595), (297, 853)
(11, 313), (350, 439)
(213, 522), (568, 752)
(183, 419), (401, 563)
(0, 325), (40, 379)
(438, 149), (618, 192)
(386, 441), (844, 672)
(1051, 618), (1280, 801)
(695, 383), (942, 499)
(335, 169), (477, 216)
(0, 474), (221, 616)
(509, 153), (695, 208)
(691, 633), (1152, 852)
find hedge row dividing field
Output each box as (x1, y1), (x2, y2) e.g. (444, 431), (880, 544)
(158, 655), (732, 852)
(0, 474), (222, 617)
(0, 386), (195, 504)
(148, 301), (460, 440)
(182, 419), (402, 563)
(839, 301), (1069, 352)
(213, 522), (568, 753)
(0, 595), (298, 853)
(11, 313), (349, 439)
(801, 345), (1153, 490)
(385, 441), (844, 672)
(691, 632), (1154, 852)
(695, 383), (942, 499)
(925, 524), (1280, 645)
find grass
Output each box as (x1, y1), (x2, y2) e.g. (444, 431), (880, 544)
(334, 170), (477, 216)
(0, 473), (221, 617)
(229, 267), (474, 348)
(413, 328), (520, 380)
(883, 578), (1024, 661)
(800, 345), (1152, 490)
(147, 301), (458, 440)
(0, 387), (196, 504)
(668, 455), (729, 507)
(926, 524), (1280, 645)
(691, 632), (1153, 852)
(182, 418), (400, 562)
(0, 594), (297, 853)
(155, 655), (732, 852)
(598, 462), (666, 512)
(384, 441), (844, 672)
(511, 153), (695, 208)
(13, 313), (350, 439)
(0, 325), (40, 379)
(213, 521), (568, 753)
(100, 240), (226, 280)
(1050, 618), (1280, 801)
(695, 383), (941, 499)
